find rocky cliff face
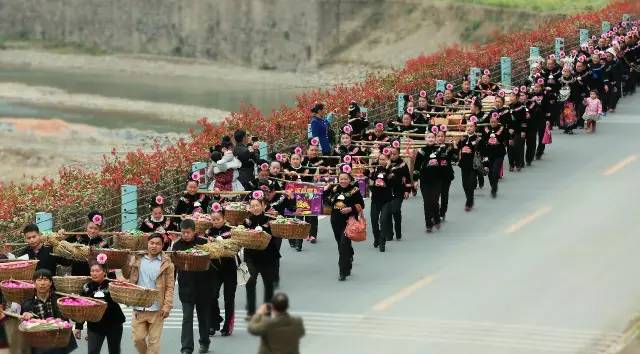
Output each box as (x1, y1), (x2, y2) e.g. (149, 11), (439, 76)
(0, 0), (344, 71)
(0, 0), (552, 71)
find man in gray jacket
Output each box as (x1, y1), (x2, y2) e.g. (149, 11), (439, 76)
(248, 293), (305, 354)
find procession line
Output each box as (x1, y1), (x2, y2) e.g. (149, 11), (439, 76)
(504, 206), (552, 234)
(604, 155), (637, 176)
(371, 275), (434, 312)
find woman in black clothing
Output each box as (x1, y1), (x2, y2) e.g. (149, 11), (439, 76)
(334, 133), (364, 158)
(61, 211), (110, 277)
(175, 179), (211, 219)
(508, 92), (527, 172)
(243, 197), (279, 316)
(75, 260), (125, 354)
(139, 195), (177, 250)
(475, 72), (499, 98)
(205, 204), (238, 337)
(435, 129), (456, 222)
(346, 100), (369, 141)
(390, 113), (420, 134)
(283, 152), (312, 250)
(388, 145), (412, 240)
(323, 171), (364, 281)
(527, 83), (546, 163)
(458, 122), (484, 211)
(300, 145), (328, 244)
(21, 269), (78, 354)
(366, 150), (394, 252)
(413, 131), (443, 233)
(481, 115), (507, 198)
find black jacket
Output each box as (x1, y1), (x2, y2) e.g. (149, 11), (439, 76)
(76, 279), (126, 333)
(233, 143), (260, 188)
(413, 145), (442, 182)
(14, 244), (68, 275)
(243, 214), (279, 266)
(457, 133), (483, 170)
(172, 237), (214, 302)
(389, 158), (412, 197)
(366, 165), (394, 203)
(175, 193), (211, 217)
(67, 235), (108, 276)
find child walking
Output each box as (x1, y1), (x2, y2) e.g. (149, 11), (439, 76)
(583, 90), (603, 133)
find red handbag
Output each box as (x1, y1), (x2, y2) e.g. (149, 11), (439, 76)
(345, 211), (367, 242)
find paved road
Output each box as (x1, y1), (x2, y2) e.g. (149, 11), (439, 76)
(78, 95), (640, 354)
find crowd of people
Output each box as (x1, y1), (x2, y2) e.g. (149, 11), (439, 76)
(1, 19), (639, 354)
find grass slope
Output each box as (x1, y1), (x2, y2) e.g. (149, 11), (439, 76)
(455, 0), (608, 12)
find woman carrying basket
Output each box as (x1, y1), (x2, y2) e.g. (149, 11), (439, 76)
(74, 257), (125, 354)
(323, 170), (364, 282)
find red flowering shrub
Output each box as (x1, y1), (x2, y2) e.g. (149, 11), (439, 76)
(0, 0), (637, 241)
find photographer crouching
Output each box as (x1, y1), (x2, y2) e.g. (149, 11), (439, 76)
(248, 293), (305, 354)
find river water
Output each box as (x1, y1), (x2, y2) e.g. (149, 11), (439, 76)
(0, 65), (305, 132)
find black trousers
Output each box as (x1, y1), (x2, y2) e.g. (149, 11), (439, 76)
(273, 237), (282, 283)
(476, 170), (485, 188)
(507, 135), (524, 168)
(608, 82), (621, 110)
(420, 179), (442, 229)
(88, 326), (123, 354)
(389, 196), (404, 239)
(330, 213), (353, 277)
(575, 101), (586, 128)
(181, 301), (210, 352)
(370, 199), (393, 246)
(245, 261), (276, 315)
(536, 120), (547, 158)
(210, 263), (238, 333)
(460, 167), (476, 208)
(487, 156), (504, 194)
(440, 179), (452, 218)
(288, 215), (318, 249)
(525, 129), (537, 164)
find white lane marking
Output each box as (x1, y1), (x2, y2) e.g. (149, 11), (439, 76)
(505, 206), (552, 234)
(604, 155), (638, 176)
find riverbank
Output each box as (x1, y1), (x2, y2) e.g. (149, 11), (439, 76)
(0, 118), (185, 183)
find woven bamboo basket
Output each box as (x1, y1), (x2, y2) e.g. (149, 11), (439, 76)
(20, 326), (72, 349)
(0, 280), (35, 304)
(53, 241), (90, 262)
(224, 209), (249, 226)
(196, 241), (239, 259)
(52, 276), (91, 294)
(0, 260), (38, 281)
(195, 220), (213, 234)
(230, 230), (271, 250)
(89, 248), (129, 269)
(170, 252), (211, 272)
(114, 233), (148, 251)
(57, 296), (107, 322)
(109, 281), (159, 307)
(270, 222), (311, 240)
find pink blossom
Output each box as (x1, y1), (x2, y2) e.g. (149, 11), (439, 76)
(155, 195), (164, 205)
(92, 214), (103, 225)
(310, 137), (319, 146)
(342, 165), (352, 174)
(211, 203), (222, 213)
(96, 253), (108, 265)
(252, 190), (264, 200)
(343, 155), (352, 163)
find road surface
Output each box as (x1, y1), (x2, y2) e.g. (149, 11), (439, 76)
(78, 94), (640, 354)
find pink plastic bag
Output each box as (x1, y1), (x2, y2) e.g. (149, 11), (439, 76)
(542, 121), (552, 145)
